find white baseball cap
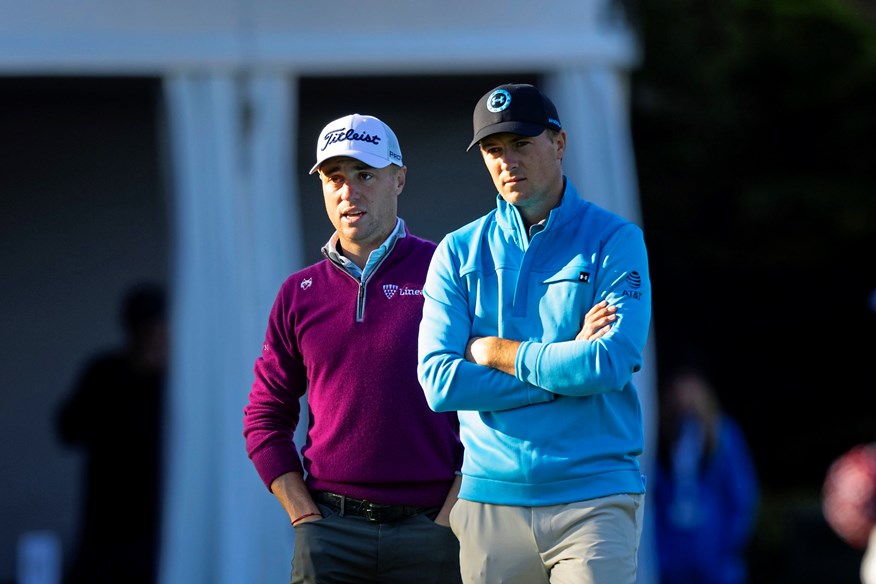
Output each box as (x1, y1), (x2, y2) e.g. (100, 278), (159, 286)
(309, 113), (403, 175)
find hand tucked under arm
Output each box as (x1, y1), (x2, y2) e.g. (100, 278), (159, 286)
(465, 301), (618, 376)
(576, 300), (617, 341)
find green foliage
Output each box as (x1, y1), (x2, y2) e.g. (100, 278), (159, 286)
(633, 0), (876, 281)
(632, 0), (876, 491)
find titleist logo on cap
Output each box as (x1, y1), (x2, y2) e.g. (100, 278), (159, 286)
(309, 113), (403, 174)
(319, 126), (383, 152)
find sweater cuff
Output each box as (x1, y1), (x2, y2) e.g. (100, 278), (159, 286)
(516, 340), (538, 387)
(517, 341), (554, 403)
(251, 446), (304, 491)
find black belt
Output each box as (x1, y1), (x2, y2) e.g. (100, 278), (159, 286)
(314, 491), (429, 523)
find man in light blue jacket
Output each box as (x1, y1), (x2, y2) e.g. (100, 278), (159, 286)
(417, 83), (652, 584)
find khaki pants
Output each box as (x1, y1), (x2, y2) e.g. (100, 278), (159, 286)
(450, 493), (644, 584)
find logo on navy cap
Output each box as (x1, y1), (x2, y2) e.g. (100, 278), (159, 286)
(487, 89), (512, 113)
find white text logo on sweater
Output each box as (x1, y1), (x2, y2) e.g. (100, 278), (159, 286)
(383, 284), (423, 299)
(301, 278), (313, 290)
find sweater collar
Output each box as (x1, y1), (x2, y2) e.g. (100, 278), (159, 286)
(495, 177), (586, 239)
(322, 218), (407, 280)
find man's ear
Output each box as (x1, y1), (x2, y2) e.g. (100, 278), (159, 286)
(555, 130), (568, 161)
(395, 166), (407, 195)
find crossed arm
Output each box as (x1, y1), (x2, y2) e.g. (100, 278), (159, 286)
(464, 300), (617, 375)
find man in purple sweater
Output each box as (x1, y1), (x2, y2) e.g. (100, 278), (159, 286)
(243, 113), (463, 583)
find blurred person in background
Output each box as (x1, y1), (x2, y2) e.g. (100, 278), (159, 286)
(56, 282), (168, 584)
(243, 113), (463, 584)
(653, 364), (759, 584)
(822, 441), (876, 584)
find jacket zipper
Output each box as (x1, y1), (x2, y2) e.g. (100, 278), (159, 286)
(324, 237), (398, 323)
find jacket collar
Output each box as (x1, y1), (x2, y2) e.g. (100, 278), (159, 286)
(494, 177), (587, 238)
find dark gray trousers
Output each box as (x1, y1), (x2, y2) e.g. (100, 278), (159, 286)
(290, 502), (462, 584)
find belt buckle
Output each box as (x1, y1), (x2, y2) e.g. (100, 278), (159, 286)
(363, 502), (390, 523)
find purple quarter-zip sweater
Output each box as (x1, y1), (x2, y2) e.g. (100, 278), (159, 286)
(243, 231), (461, 506)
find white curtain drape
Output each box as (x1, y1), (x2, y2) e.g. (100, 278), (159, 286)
(545, 69), (658, 584)
(160, 71), (303, 584)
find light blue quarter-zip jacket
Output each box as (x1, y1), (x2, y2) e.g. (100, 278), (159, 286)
(417, 179), (651, 505)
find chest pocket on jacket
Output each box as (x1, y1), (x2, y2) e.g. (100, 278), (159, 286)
(536, 263), (596, 335)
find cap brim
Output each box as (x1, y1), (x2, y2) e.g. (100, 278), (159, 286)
(309, 152), (394, 175)
(466, 121), (547, 152)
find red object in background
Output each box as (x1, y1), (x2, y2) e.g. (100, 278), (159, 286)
(823, 442), (876, 549)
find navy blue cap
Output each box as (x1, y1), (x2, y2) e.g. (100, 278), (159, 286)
(467, 83), (562, 151)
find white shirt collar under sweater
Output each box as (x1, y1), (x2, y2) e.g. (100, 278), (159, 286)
(322, 218), (406, 281)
